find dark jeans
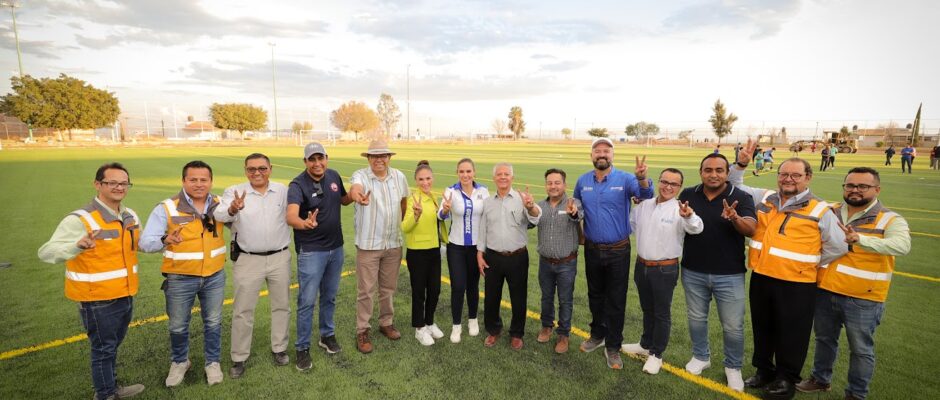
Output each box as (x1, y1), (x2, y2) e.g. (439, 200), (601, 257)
(901, 156), (913, 173)
(483, 249), (529, 338)
(584, 244), (630, 350)
(79, 296), (134, 400)
(447, 243), (480, 325)
(406, 248), (441, 328)
(634, 259), (679, 357)
(750, 272), (817, 383)
(820, 156), (830, 171)
(885, 155), (893, 165)
(538, 256), (577, 336)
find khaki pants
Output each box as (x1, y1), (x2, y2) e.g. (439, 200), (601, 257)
(355, 247), (402, 333)
(230, 250), (292, 362)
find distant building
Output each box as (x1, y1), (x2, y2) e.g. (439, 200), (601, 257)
(856, 128), (939, 147)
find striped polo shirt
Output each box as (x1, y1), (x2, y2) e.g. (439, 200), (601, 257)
(351, 167), (410, 250)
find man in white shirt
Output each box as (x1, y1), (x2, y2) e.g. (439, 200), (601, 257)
(214, 153), (292, 378)
(622, 168), (703, 374)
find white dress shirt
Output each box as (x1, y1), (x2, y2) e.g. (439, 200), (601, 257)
(214, 181), (291, 253)
(630, 197), (704, 261)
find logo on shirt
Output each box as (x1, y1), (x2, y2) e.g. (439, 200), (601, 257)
(611, 186), (624, 191)
(583, 187), (594, 191)
(330, 183), (339, 192)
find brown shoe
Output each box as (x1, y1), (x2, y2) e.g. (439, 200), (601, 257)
(537, 326), (552, 343)
(795, 376), (831, 393)
(554, 335), (569, 353)
(356, 330), (373, 354)
(379, 324), (401, 340)
(510, 337), (524, 350)
(484, 334), (500, 347)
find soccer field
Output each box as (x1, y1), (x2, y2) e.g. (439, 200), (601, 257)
(1, 142), (938, 400)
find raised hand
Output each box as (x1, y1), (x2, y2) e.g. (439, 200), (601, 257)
(721, 199), (739, 220)
(679, 201), (694, 218)
(355, 190), (372, 206)
(76, 229), (100, 250)
(440, 191), (453, 215)
(164, 226), (184, 245)
(738, 139), (756, 165)
(566, 197), (578, 216)
(631, 196), (640, 205)
(839, 222), (859, 244)
(412, 193), (423, 220)
(635, 155), (648, 180)
(303, 209), (319, 230)
(520, 185), (535, 209)
(228, 190), (247, 215)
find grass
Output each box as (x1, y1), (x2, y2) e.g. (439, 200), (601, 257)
(0, 142), (938, 399)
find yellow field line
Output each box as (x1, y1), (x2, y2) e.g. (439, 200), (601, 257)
(894, 271), (940, 283)
(911, 231), (940, 238)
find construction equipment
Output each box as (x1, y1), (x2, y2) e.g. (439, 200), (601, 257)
(823, 130), (859, 153)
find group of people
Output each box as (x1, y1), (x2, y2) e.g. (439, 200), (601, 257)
(39, 138), (910, 400)
(885, 144), (939, 173)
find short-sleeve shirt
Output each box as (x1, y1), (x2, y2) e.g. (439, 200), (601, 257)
(574, 168), (654, 244)
(287, 169), (346, 253)
(678, 183), (756, 275)
(350, 168), (409, 250)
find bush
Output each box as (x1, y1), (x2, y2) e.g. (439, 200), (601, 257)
(875, 141), (884, 148)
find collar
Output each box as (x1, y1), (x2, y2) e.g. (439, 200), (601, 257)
(592, 167), (616, 183)
(91, 197), (124, 223)
(175, 189), (217, 216)
(544, 193), (568, 207)
(495, 189), (516, 199)
(451, 181), (484, 191)
(365, 167), (392, 182)
(694, 182), (735, 197)
(840, 199), (882, 223)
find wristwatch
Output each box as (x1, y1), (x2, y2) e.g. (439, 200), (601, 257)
(160, 234), (168, 244)
(736, 162), (748, 168)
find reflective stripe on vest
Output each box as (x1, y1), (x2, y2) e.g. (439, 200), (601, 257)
(750, 239), (821, 264)
(164, 246), (226, 261)
(749, 195), (826, 283)
(834, 264), (892, 282)
(66, 265), (139, 282)
(73, 209), (103, 231)
(819, 204), (897, 302)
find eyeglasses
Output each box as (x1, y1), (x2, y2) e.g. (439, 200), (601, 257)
(658, 180), (682, 188)
(367, 154), (390, 160)
(777, 172), (805, 180)
(98, 181), (133, 189)
(843, 184), (878, 192)
(245, 166), (270, 174)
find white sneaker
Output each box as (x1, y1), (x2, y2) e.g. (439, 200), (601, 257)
(685, 357), (711, 375)
(205, 362), (223, 386)
(725, 367), (744, 392)
(415, 327), (435, 346)
(467, 318), (480, 336)
(165, 359), (191, 387)
(621, 342), (650, 357)
(450, 324), (462, 343)
(427, 324), (445, 339)
(642, 354), (663, 374)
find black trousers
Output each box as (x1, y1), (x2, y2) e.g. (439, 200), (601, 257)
(483, 249), (529, 338)
(750, 272), (817, 383)
(447, 243), (480, 325)
(634, 258), (679, 357)
(406, 248), (441, 328)
(584, 244), (630, 350)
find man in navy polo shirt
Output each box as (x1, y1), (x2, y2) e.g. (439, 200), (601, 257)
(677, 153), (756, 392)
(574, 137), (653, 369)
(286, 142), (353, 371)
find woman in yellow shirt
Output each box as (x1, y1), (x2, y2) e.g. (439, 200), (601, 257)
(402, 160), (447, 345)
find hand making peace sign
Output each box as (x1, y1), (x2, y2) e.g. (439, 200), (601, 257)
(838, 222), (860, 244)
(303, 209), (319, 230)
(228, 190), (247, 216)
(76, 229), (100, 250)
(635, 155), (648, 181)
(721, 199), (739, 220)
(678, 201), (694, 219)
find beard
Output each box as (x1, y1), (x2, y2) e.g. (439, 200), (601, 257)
(843, 195), (870, 207)
(592, 158), (611, 170)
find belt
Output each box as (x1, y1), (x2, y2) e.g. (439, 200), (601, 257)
(637, 257), (678, 267)
(243, 246), (289, 256)
(585, 237), (630, 250)
(488, 247), (527, 257)
(543, 252), (578, 265)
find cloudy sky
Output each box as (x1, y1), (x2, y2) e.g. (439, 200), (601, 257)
(1, 0), (937, 138)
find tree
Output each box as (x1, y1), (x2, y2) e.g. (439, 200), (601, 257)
(1, 74), (120, 141)
(561, 127), (572, 140)
(291, 120), (313, 135)
(507, 106), (525, 140)
(587, 128), (609, 138)
(624, 121), (660, 140)
(491, 118), (507, 137)
(209, 103), (267, 139)
(678, 129), (694, 141)
(839, 125), (851, 136)
(376, 93), (401, 139)
(708, 98), (738, 143)
(330, 101), (379, 141)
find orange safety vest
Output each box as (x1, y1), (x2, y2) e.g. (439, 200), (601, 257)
(64, 200), (140, 302)
(817, 202), (899, 302)
(160, 192), (226, 277)
(748, 190), (831, 283)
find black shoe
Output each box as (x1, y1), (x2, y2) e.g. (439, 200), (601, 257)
(295, 349), (312, 371)
(229, 361), (246, 379)
(272, 351), (289, 366)
(763, 379), (795, 400)
(318, 335), (342, 354)
(745, 374), (773, 389)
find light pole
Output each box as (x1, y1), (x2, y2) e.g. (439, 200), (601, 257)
(2, 1), (30, 141)
(406, 64), (410, 141)
(269, 42), (279, 139)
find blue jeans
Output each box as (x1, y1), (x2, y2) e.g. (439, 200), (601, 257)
(164, 270), (225, 365)
(811, 289), (885, 400)
(538, 257), (577, 336)
(681, 268), (745, 369)
(79, 296), (133, 400)
(295, 247), (344, 350)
